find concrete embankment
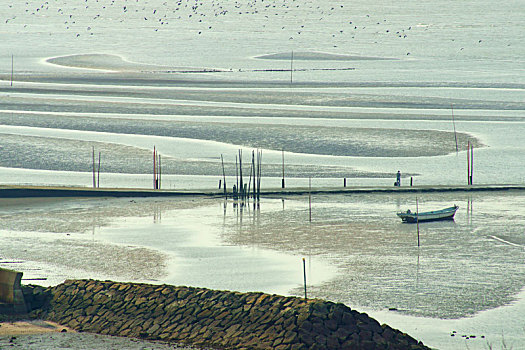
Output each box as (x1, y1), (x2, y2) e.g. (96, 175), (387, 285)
(0, 268), (26, 315)
(0, 185), (217, 198)
(2, 184), (525, 199)
(23, 280), (430, 350)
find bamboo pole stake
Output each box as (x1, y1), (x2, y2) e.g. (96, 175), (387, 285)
(416, 197), (420, 247)
(247, 160), (253, 202)
(282, 149), (285, 189)
(256, 150), (259, 198)
(239, 149), (243, 200)
(97, 151), (101, 188)
(467, 141), (470, 185)
(257, 151), (260, 201)
(92, 146), (96, 188)
(221, 154), (227, 197)
(256, 150), (262, 202)
(252, 150), (256, 201)
(235, 154), (239, 198)
(158, 154), (162, 190)
(470, 143), (474, 185)
(153, 146), (157, 189)
(253, 151), (256, 201)
(290, 51), (294, 85)
(309, 177), (312, 222)
(302, 257), (307, 300)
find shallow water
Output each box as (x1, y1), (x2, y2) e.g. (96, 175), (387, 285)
(1, 192), (524, 349)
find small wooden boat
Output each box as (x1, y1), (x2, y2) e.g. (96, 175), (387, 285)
(397, 205), (459, 223)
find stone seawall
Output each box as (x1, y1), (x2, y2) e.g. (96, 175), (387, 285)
(22, 280), (429, 350)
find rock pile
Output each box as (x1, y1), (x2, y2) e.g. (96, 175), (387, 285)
(23, 280), (429, 350)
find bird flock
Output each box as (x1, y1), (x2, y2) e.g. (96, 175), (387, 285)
(3, 0), (495, 56)
(4, 0), (415, 43)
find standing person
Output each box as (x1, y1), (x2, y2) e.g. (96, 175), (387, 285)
(396, 170), (401, 186)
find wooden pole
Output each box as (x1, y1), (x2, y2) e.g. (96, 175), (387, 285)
(221, 154), (227, 197)
(290, 50), (294, 85)
(257, 150), (262, 202)
(92, 146), (96, 188)
(252, 150), (256, 201)
(248, 160), (253, 201)
(309, 177), (312, 222)
(239, 149), (243, 200)
(282, 149), (285, 189)
(467, 141), (470, 185)
(97, 151), (101, 188)
(158, 154), (162, 190)
(153, 146), (157, 189)
(235, 154), (239, 197)
(470, 144), (474, 185)
(257, 150), (262, 199)
(256, 150), (259, 200)
(416, 197), (420, 247)
(302, 257), (307, 300)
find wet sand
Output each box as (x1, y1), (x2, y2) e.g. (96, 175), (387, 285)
(0, 321), (200, 349)
(0, 320), (70, 336)
(46, 54), (209, 74)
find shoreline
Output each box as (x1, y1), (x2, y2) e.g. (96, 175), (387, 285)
(2, 184), (525, 199)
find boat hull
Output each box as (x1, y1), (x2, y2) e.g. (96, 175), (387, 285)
(397, 205), (458, 223)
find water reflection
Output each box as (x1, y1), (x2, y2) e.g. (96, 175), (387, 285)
(226, 198), (262, 227)
(415, 251), (420, 290)
(220, 191), (525, 319)
(466, 196), (473, 226)
(153, 204), (162, 223)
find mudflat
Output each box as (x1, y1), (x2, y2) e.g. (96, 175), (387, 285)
(0, 320), (201, 349)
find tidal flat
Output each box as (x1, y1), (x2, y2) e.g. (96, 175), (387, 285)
(1, 191), (524, 349)
(1, 0), (524, 348)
